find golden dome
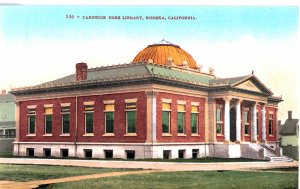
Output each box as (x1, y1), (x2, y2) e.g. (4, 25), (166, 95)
(132, 41), (197, 69)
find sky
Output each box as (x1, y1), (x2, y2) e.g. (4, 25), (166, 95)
(0, 5), (299, 120)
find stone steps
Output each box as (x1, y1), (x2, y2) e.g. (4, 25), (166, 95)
(267, 156), (294, 162)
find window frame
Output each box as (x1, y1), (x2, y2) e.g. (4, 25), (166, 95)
(104, 103), (115, 134)
(84, 104), (94, 135)
(268, 113), (274, 136)
(125, 100), (137, 135)
(162, 102), (171, 134)
(61, 106), (70, 135)
(243, 108), (250, 135)
(191, 105), (199, 135)
(177, 104), (185, 134)
(216, 106), (223, 135)
(44, 106), (53, 135)
(27, 108), (36, 135)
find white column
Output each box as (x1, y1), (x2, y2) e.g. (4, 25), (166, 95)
(236, 100), (241, 142)
(224, 98), (230, 142)
(252, 103), (257, 142)
(262, 105), (266, 142)
(152, 95), (157, 142)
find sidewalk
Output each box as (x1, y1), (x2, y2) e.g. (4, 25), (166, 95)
(0, 158), (298, 171)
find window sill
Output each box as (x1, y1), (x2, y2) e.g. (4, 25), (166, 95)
(83, 133), (94, 136)
(177, 134), (186, 136)
(162, 133), (172, 137)
(216, 134), (224, 136)
(191, 134), (200, 136)
(26, 134), (36, 137)
(43, 134), (53, 136)
(60, 134), (70, 137)
(124, 133), (137, 136)
(103, 133), (115, 136)
(244, 134), (250, 136)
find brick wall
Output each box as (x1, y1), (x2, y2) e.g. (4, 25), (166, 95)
(156, 92), (206, 143)
(19, 92), (147, 143)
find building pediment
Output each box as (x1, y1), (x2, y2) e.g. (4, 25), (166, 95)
(235, 80), (262, 93)
(232, 75), (273, 95)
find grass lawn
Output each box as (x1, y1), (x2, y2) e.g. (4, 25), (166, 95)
(44, 170), (298, 189)
(0, 151), (13, 158)
(0, 164), (135, 182)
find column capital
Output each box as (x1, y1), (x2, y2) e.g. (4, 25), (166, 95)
(223, 97), (231, 102)
(145, 91), (158, 97)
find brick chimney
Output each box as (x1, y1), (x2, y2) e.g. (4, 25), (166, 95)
(76, 62), (88, 81)
(0, 89), (6, 94)
(288, 111), (292, 119)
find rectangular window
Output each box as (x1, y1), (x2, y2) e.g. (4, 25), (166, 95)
(162, 102), (171, 134)
(178, 150), (185, 159)
(43, 148), (51, 157)
(104, 150), (113, 159)
(27, 148), (35, 157)
(84, 105), (94, 134)
(216, 107), (223, 134)
(269, 114), (273, 135)
(191, 105), (199, 134)
(126, 102), (137, 134)
(61, 149), (69, 157)
(84, 149), (93, 158)
(163, 150), (171, 159)
(244, 109), (250, 135)
(44, 107), (53, 134)
(61, 106), (70, 134)
(45, 115), (52, 134)
(62, 114), (70, 134)
(192, 149), (199, 159)
(177, 104), (185, 134)
(104, 104), (114, 134)
(27, 108), (36, 134)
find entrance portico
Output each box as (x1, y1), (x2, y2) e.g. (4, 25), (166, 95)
(219, 96), (267, 144)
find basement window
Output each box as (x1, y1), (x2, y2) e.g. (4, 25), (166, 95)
(61, 149), (69, 158)
(26, 148), (35, 157)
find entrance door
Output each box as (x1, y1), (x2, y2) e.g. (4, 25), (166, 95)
(230, 108), (236, 142)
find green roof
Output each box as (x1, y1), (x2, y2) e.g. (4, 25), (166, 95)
(145, 64), (212, 84)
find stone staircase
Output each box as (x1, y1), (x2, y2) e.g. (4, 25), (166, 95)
(261, 144), (294, 162)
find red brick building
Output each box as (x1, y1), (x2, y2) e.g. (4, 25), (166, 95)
(10, 41), (283, 159)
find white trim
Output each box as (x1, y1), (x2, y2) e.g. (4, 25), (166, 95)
(103, 133), (115, 137)
(162, 133), (172, 136)
(124, 133), (137, 136)
(43, 134), (53, 137)
(26, 134), (36, 137)
(60, 134), (70, 137)
(13, 141), (207, 145)
(60, 103), (71, 107)
(103, 100), (115, 104)
(162, 98), (172, 103)
(27, 105), (37, 109)
(125, 98), (138, 103)
(84, 101), (94, 105)
(83, 133), (94, 136)
(191, 102), (200, 106)
(44, 104), (53, 108)
(177, 100), (186, 105)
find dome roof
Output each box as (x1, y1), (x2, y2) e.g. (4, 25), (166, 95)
(132, 41), (197, 69)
